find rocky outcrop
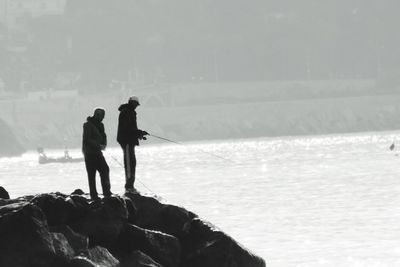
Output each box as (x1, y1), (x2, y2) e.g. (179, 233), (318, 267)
(0, 118), (25, 157)
(0, 189), (266, 267)
(0, 186), (10, 199)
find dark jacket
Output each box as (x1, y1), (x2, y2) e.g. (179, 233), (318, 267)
(82, 116), (107, 155)
(117, 103), (144, 146)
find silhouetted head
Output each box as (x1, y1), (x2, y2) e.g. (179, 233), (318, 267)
(93, 107), (105, 122)
(128, 96), (140, 108)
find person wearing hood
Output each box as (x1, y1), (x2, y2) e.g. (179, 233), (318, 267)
(117, 96), (148, 192)
(82, 108), (112, 200)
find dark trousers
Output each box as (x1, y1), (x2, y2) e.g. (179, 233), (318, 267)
(84, 152), (111, 198)
(121, 144), (136, 189)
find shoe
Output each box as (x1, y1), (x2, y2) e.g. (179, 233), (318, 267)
(103, 192), (113, 198)
(91, 195), (100, 201)
(125, 187), (139, 194)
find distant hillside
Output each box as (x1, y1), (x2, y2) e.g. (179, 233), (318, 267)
(1, 81), (400, 150)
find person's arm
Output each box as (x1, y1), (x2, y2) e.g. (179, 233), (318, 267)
(99, 123), (107, 150)
(83, 123), (101, 150)
(137, 129), (149, 139)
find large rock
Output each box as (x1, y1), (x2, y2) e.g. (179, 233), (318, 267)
(31, 192), (74, 226)
(71, 196), (128, 247)
(125, 193), (196, 238)
(51, 232), (75, 261)
(51, 225), (89, 254)
(0, 192), (266, 266)
(0, 202), (68, 267)
(0, 118), (25, 157)
(69, 256), (97, 267)
(83, 246), (119, 267)
(0, 186), (10, 199)
(181, 218), (266, 267)
(117, 224), (181, 267)
(120, 250), (163, 267)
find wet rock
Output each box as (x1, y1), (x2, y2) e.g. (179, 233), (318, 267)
(72, 189), (85, 195)
(31, 192), (74, 226)
(117, 224), (181, 267)
(69, 256), (97, 267)
(83, 246), (119, 267)
(125, 193), (195, 238)
(71, 196), (128, 247)
(0, 203), (67, 267)
(0, 186), (10, 199)
(155, 204), (196, 239)
(122, 196), (137, 223)
(120, 250), (163, 267)
(67, 194), (91, 221)
(125, 193), (164, 227)
(51, 225), (89, 254)
(0, 192), (265, 266)
(181, 218), (266, 267)
(52, 232), (75, 261)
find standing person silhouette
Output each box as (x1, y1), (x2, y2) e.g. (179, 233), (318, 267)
(82, 108), (112, 200)
(117, 96), (148, 193)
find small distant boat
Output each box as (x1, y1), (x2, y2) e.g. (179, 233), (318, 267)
(37, 147), (84, 164)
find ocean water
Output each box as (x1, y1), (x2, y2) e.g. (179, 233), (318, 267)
(1, 131), (400, 267)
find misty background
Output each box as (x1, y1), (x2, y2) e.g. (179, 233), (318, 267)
(1, 0), (400, 151)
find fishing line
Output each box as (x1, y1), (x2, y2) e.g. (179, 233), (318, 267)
(148, 133), (236, 164)
(106, 152), (161, 198)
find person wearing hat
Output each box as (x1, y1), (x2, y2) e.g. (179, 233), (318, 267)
(117, 96), (148, 192)
(82, 107), (112, 200)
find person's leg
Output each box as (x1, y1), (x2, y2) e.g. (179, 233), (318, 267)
(123, 144), (136, 189)
(97, 153), (111, 197)
(121, 144), (129, 188)
(130, 145), (136, 186)
(84, 154), (98, 199)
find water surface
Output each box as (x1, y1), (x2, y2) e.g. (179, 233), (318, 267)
(1, 132), (400, 266)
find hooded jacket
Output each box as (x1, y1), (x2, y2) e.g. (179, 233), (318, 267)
(117, 103), (144, 146)
(82, 116), (107, 154)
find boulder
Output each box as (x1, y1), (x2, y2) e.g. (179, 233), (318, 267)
(181, 218), (266, 267)
(69, 256), (97, 267)
(117, 224), (181, 267)
(71, 196), (128, 247)
(0, 186), (10, 199)
(0, 195), (34, 207)
(71, 189), (85, 195)
(0, 203), (67, 267)
(31, 192), (74, 226)
(120, 250), (163, 267)
(0, 192), (266, 266)
(122, 196), (137, 222)
(83, 246), (119, 267)
(67, 194), (92, 221)
(51, 225), (89, 254)
(124, 193), (164, 227)
(154, 204), (196, 239)
(51, 232), (75, 261)
(125, 193), (196, 238)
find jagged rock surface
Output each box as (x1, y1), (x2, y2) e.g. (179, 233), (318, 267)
(0, 189), (266, 267)
(0, 186), (10, 199)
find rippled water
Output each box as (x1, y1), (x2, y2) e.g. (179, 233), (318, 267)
(1, 131), (400, 267)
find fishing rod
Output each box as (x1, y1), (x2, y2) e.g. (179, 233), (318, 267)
(148, 133), (236, 164)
